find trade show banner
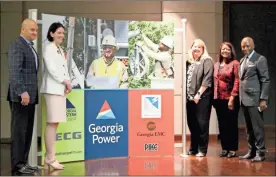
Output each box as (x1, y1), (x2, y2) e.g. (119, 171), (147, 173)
(41, 90), (85, 163)
(41, 13), (175, 163)
(84, 90), (129, 159)
(128, 90), (174, 157)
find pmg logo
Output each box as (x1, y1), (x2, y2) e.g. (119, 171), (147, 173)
(144, 143), (158, 151)
(66, 99), (77, 121)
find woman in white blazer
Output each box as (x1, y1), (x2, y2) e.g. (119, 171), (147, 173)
(40, 22), (72, 170)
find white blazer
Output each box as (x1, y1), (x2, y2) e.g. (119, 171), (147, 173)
(40, 42), (70, 96)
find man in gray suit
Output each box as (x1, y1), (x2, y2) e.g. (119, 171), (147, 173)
(238, 37), (270, 162)
(7, 19), (39, 174)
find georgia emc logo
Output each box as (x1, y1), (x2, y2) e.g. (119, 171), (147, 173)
(147, 122), (156, 131)
(136, 122), (165, 138)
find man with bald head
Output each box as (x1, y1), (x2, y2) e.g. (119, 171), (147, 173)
(7, 19), (39, 174)
(238, 37), (270, 162)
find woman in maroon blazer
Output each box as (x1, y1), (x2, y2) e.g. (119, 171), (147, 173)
(213, 42), (240, 158)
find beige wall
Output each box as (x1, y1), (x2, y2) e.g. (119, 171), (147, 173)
(0, 1), (222, 139)
(162, 1), (222, 135)
(1, 2), (24, 139)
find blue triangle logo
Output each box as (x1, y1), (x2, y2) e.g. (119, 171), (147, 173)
(66, 99), (75, 109)
(146, 97), (159, 109)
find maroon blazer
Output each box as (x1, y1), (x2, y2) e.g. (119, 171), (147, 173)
(213, 59), (240, 100)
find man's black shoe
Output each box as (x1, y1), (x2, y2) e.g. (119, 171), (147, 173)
(187, 151), (197, 155)
(12, 172), (35, 176)
(25, 164), (39, 171)
(239, 152), (255, 160)
(251, 155), (265, 162)
(251, 151), (266, 162)
(14, 166), (35, 175)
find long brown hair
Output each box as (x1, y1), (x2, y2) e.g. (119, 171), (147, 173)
(218, 42), (237, 63)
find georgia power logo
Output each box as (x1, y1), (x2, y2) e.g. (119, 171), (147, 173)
(66, 99), (77, 121)
(141, 95), (161, 118)
(96, 100), (115, 120)
(88, 100), (123, 144)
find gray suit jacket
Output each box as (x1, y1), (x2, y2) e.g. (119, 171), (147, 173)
(7, 36), (39, 104)
(186, 56), (214, 97)
(239, 51), (270, 106)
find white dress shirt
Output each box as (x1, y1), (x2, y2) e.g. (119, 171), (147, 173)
(40, 42), (70, 96)
(21, 35), (38, 70)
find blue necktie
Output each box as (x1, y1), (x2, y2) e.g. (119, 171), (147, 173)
(29, 41), (38, 70)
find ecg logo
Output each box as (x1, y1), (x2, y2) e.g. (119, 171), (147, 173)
(141, 95), (162, 118)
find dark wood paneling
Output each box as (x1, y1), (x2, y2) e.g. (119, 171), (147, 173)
(224, 1), (276, 125)
(223, 2), (230, 42)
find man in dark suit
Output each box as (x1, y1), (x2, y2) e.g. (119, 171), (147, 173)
(7, 19), (39, 174)
(238, 37), (270, 162)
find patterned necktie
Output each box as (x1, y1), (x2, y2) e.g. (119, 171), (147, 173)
(29, 41), (38, 70)
(241, 56), (248, 75)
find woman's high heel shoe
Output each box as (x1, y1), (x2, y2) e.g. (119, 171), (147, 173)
(227, 151), (236, 158)
(219, 150), (229, 157)
(196, 152), (206, 157)
(44, 159), (64, 170)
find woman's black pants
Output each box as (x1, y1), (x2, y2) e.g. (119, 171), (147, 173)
(213, 98), (240, 151)
(186, 95), (212, 154)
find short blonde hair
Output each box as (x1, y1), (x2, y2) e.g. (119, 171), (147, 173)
(187, 39), (211, 63)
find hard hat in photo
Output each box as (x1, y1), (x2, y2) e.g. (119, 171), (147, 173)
(101, 35), (119, 50)
(160, 36), (174, 49)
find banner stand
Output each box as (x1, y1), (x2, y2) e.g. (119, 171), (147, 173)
(28, 9), (40, 167)
(180, 18), (188, 158)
